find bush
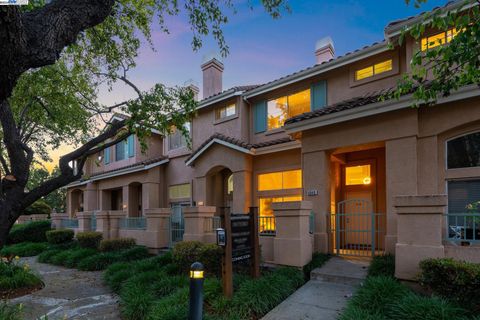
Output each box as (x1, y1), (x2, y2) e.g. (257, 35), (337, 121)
(0, 259), (42, 292)
(0, 303), (22, 320)
(419, 258), (480, 311)
(7, 220), (51, 244)
(120, 246), (150, 262)
(23, 199), (51, 216)
(77, 252), (119, 271)
(368, 254), (395, 278)
(37, 249), (62, 263)
(99, 238), (136, 252)
(46, 229), (74, 244)
(76, 232), (103, 249)
(148, 288), (189, 320)
(0, 242), (48, 257)
(172, 241), (222, 276)
(303, 252), (330, 280)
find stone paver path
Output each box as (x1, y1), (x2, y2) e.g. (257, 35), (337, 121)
(262, 257), (369, 320)
(10, 257), (120, 320)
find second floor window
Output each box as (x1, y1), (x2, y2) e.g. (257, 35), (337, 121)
(421, 28), (458, 51)
(168, 123), (190, 151)
(355, 59), (393, 81)
(104, 135), (135, 164)
(116, 140), (127, 161)
(216, 104), (236, 120)
(267, 89), (310, 130)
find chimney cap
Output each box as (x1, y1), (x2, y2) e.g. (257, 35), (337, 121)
(315, 36), (334, 52)
(202, 52), (223, 65)
(184, 79), (199, 89)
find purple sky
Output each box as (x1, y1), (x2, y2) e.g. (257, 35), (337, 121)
(100, 0), (448, 105)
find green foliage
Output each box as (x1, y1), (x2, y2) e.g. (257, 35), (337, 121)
(0, 302), (23, 320)
(0, 242), (48, 257)
(76, 231), (103, 249)
(63, 248), (98, 268)
(148, 288), (190, 320)
(419, 258), (480, 311)
(0, 258), (42, 292)
(303, 252), (330, 280)
(7, 220), (51, 244)
(77, 246), (149, 271)
(172, 241), (222, 276)
(368, 254), (395, 278)
(37, 249), (62, 263)
(45, 229), (74, 244)
(99, 238), (136, 252)
(26, 167), (66, 212)
(23, 199), (51, 216)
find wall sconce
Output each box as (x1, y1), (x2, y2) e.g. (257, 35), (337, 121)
(197, 201), (204, 206)
(363, 177), (372, 185)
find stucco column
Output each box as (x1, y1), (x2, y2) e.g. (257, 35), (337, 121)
(144, 208), (171, 250)
(66, 191), (73, 217)
(109, 210), (126, 239)
(303, 150), (330, 253)
(76, 211), (93, 232)
(183, 206), (216, 242)
(95, 211), (110, 239)
(194, 176), (207, 206)
(394, 195), (446, 280)
(83, 183), (98, 212)
(100, 190), (111, 211)
(272, 201), (313, 267)
(142, 183), (160, 210)
(51, 213), (68, 229)
(417, 136), (438, 195)
(232, 170), (252, 213)
(385, 136), (418, 253)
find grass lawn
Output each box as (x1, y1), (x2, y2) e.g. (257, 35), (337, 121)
(340, 255), (479, 320)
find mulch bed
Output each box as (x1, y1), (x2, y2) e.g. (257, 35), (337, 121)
(0, 282), (44, 299)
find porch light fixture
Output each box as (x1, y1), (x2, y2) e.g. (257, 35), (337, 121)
(363, 177), (372, 185)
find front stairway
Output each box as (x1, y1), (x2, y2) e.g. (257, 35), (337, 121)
(262, 257), (369, 320)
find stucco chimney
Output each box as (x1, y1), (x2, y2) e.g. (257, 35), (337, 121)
(315, 37), (335, 65)
(201, 53), (224, 99)
(184, 79), (200, 101)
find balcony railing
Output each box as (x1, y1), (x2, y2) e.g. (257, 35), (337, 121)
(91, 214), (97, 231)
(119, 217), (146, 230)
(61, 218), (79, 229)
(445, 213), (480, 243)
(309, 211), (315, 234)
(259, 216), (276, 236)
(204, 216), (221, 233)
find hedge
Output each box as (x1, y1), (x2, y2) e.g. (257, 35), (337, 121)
(77, 232), (103, 249)
(23, 199), (51, 216)
(46, 229), (74, 244)
(7, 220), (51, 244)
(172, 241), (222, 276)
(99, 238), (136, 252)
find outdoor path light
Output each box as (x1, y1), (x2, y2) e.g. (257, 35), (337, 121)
(188, 262), (204, 320)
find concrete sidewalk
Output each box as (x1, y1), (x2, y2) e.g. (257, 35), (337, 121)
(262, 257), (369, 320)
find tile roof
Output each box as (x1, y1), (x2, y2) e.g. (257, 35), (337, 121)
(284, 88), (393, 125)
(185, 132), (294, 163)
(90, 156), (168, 178)
(200, 85), (261, 103)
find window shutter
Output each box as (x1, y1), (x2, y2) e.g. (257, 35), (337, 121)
(254, 100), (267, 133)
(104, 147), (110, 164)
(311, 81), (327, 111)
(127, 135), (135, 158)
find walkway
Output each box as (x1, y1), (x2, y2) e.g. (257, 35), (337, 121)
(262, 257), (369, 320)
(10, 257), (120, 320)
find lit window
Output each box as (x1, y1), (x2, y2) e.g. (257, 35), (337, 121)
(168, 123), (190, 151)
(421, 28), (459, 51)
(169, 183), (191, 200)
(345, 165), (371, 186)
(258, 169), (302, 191)
(447, 132), (480, 169)
(267, 89), (310, 130)
(216, 104), (236, 120)
(355, 59), (393, 81)
(259, 195), (302, 233)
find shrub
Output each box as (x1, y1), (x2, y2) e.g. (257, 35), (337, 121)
(46, 229), (74, 244)
(303, 252), (330, 280)
(0, 259), (42, 292)
(172, 241), (222, 276)
(148, 288), (189, 320)
(99, 238), (136, 252)
(7, 220), (51, 244)
(368, 254), (395, 278)
(120, 281), (155, 320)
(77, 252), (119, 271)
(0, 242), (48, 257)
(0, 303), (22, 320)
(76, 232), (103, 249)
(120, 246), (150, 262)
(37, 249), (62, 263)
(419, 258), (480, 311)
(64, 248), (98, 268)
(23, 199), (51, 216)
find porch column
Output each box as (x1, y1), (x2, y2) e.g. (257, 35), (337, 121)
(232, 170), (252, 213)
(303, 150), (330, 253)
(194, 176), (208, 206)
(145, 208), (171, 250)
(51, 213), (68, 229)
(183, 206), (216, 243)
(100, 190), (111, 211)
(142, 183), (160, 210)
(77, 211), (94, 232)
(272, 201), (313, 267)
(109, 210), (126, 239)
(385, 136), (418, 253)
(66, 190), (73, 217)
(83, 183), (98, 212)
(394, 195), (446, 280)
(95, 211), (110, 239)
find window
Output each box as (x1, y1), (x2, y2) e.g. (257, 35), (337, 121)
(168, 123), (190, 151)
(447, 180), (480, 241)
(355, 59), (393, 81)
(259, 195), (302, 233)
(421, 28), (459, 51)
(258, 169), (302, 191)
(267, 89), (310, 130)
(447, 132), (480, 169)
(216, 104), (236, 120)
(345, 165), (371, 186)
(169, 184), (191, 200)
(115, 140), (127, 161)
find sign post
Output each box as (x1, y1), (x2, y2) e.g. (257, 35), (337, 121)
(249, 207), (260, 278)
(222, 207), (233, 298)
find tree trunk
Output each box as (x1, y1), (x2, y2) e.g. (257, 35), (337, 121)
(0, 202), (19, 248)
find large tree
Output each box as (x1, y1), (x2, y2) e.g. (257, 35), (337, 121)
(0, 0), (288, 246)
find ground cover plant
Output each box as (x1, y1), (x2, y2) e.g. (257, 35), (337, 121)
(0, 242), (49, 257)
(340, 255), (479, 320)
(0, 303), (23, 320)
(0, 256), (43, 299)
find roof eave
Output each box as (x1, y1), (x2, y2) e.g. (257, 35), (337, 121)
(186, 138), (253, 166)
(197, 90), (244, 110)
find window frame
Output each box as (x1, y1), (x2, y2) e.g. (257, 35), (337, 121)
(446, 130), (480, 170)
(266, 89), (311, 131)
(215, 103), (237, 121)
(167, 122), (191, 152)
(349, 52), (399, 87)
(421, 28), (458, 52)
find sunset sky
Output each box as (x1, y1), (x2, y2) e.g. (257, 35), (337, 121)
(43, 0), (447, 172)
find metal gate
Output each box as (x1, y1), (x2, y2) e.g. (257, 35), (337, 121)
(331, 199), (384, 257)
(170, 205), (185, 247)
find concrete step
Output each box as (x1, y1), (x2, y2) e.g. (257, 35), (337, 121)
(311, 256), (369, 286)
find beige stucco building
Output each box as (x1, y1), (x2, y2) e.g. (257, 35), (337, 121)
(59, 1), (480, 279)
